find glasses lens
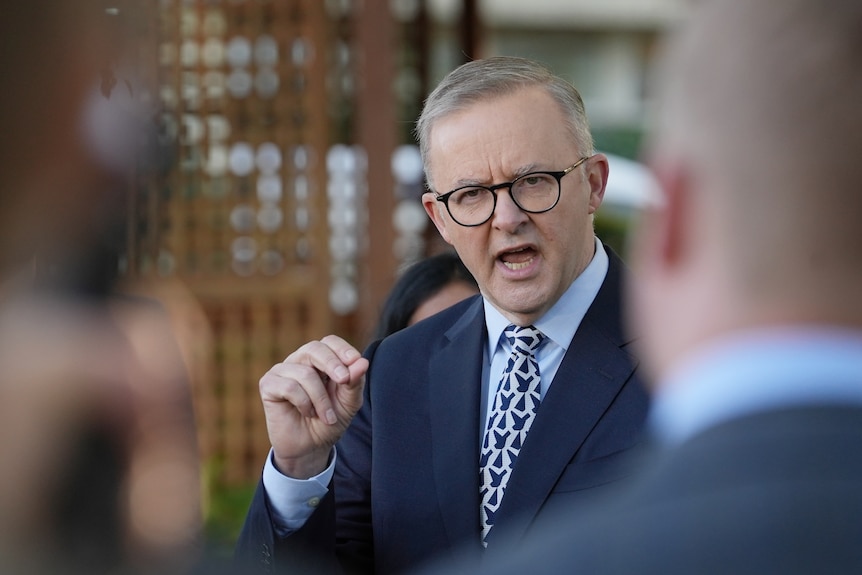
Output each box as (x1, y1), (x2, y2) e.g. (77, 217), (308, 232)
(512, 173), (559, 212)
(447, 187), (494, 225)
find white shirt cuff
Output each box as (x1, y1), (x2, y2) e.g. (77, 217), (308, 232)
(262, 447), (336, 535)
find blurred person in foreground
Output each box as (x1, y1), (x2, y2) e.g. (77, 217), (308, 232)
(0, 2), (205, 573)
(371, 251), (479, 341)
(429, 0), (862, 573)
(236, 56), (650, 573)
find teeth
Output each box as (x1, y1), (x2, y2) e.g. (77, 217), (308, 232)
(503, 259), (533, 271)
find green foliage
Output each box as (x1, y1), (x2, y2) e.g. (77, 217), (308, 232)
(595, 212), (634, 260)
(201, 458), (257, 557)
(593, 127), (644, 161)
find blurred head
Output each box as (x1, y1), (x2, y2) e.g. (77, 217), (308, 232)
(0, 3), (202, 572)
(629, 0), (862, 382)
(0, 0), (148, 281)
(374, 252), (479, 340)
(418, 57), (609, 326)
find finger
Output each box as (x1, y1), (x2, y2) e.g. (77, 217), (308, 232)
(319, 335), (364, 367)
(286, 338), (357, 385)
(260, 364), (336, 424)
(324, 357), (369, 395)
(326, 358), (369, 418)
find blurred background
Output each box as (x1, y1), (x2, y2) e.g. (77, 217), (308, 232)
(30, 0), (684, 554)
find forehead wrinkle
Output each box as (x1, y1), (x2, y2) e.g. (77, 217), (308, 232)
(451, 161), (543, 189)
(430, 89), (571, 191)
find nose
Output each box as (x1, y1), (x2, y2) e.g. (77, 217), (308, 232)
(491, 186), (529, 232)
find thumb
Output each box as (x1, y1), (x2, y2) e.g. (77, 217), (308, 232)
(345, 357), (369, 389)
(334, 357), (368, 414)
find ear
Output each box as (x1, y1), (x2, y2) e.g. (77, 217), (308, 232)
(422, 191), (454, 245)
(585, 154), (609, 214)
(636, 158), (689, 270)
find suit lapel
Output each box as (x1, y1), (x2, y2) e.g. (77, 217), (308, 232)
(488, 251), (638, 544)
(428, 297), (486, 549)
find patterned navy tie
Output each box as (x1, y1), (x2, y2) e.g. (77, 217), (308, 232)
(480, 324), (545, 547)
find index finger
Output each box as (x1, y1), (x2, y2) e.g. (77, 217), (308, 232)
(286, 335), (362, 385)
(320, 334), (363, 366)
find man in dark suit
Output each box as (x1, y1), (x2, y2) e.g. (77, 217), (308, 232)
(235, 56), (650, 573)
(434, 1), (862, 573)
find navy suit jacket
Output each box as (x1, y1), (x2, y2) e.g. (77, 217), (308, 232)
(236, 248), (650, 574)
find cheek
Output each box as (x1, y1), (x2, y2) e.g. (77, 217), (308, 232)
(438, 221), (454, 245)
(548, 207), (587, 245)
(448, 230), (488, 272)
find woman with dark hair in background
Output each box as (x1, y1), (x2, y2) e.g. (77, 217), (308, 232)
(372, 251), (479, 341)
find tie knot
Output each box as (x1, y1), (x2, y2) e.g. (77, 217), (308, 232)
(504, 324), (544, 355)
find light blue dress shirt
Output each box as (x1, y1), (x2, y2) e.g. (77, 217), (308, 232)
(649, 326), (862, 446)
(264, 238), (609, 532)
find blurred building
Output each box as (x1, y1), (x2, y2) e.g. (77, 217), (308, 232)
(428, 0), (688, 157)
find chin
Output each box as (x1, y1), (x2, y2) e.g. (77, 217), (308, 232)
(501, 295), (546, 322)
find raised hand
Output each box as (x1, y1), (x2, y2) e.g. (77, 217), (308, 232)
(259, 335), (369, 479)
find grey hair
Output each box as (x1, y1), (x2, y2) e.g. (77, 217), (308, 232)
(414, 56), (594, 189)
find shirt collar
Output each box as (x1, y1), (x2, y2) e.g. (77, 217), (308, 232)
(649, 326), (862, 446)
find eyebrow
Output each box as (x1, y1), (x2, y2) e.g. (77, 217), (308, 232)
(450, 163), (544, 188)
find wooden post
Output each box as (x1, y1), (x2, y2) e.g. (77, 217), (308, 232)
(355, 0), (398, 342)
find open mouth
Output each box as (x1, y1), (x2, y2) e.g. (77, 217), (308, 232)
(499, 246), (537, 271)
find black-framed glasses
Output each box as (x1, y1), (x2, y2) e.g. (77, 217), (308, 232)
(435, 156), (591, 227)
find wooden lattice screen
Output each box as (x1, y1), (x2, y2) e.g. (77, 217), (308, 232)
(127, 0), (429, 490)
